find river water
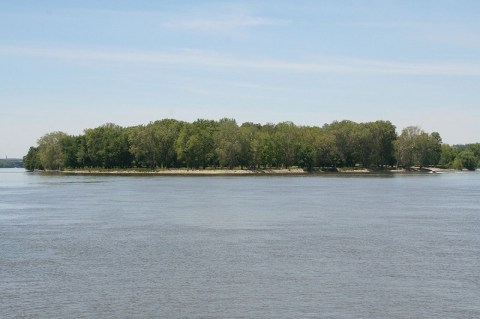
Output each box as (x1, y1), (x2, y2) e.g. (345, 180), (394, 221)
(1, 168), (479, 318)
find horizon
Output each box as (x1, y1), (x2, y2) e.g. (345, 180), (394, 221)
(2, 1), (480, 158)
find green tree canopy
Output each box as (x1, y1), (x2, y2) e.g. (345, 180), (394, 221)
(84, 123), (132, 168)
(454, 150), (477, 171)
(24, 118), (460, 171)
(37, 131), (68, 170)
(129, 119), (183, 168)
(395, 126), (442, 168)
(23, 147), (41, 170)
(214, 118), (241, 169)
(176, 119), (218, 169)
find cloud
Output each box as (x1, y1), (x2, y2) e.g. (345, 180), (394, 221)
(1, 45), (480, 76)
(162, 15), (287, 32)
(156, 3), (289, 34)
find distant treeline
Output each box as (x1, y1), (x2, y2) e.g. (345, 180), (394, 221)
(23, 118), (480, 171)
(0, 158), (24, 168)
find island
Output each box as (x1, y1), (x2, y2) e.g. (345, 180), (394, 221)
(23, 118), (480, 173)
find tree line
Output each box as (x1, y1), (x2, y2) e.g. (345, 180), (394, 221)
(0, 158), (24, 168)
(23, 118), (479, 171)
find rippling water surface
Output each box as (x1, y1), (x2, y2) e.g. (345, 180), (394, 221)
(1, 168), (479, 318)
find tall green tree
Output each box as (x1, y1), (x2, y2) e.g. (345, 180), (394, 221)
(37, 131), (68, 170)
(239, 122), (262, 169)
(23, 146), (42, 170)
(256, 124), (276, 168)
(314, 131), (339, 168)
(175, 119), (218, 168)
(75, 135), (90, 168)
(84, 123), (132, 168)
(454, 150), (477, 171)
(366, 121), (397, 168)
(129, 119), (183, 168)
(154, 119), (184, 168)
(354, 123), (372, 168)
(127, 125), (149, 166)
(395, 126), (419, 168)
(273, 122), (299, 168)
(439, 144), (457, 168)
(414, 132), (442, 167)
(324, 120), (359, 167)
(61, 135), (81, 168)
(214, 118), (241, 169)
(466, 144), (480, 165)
(297, 127), (318, 171)
(395, 126), (442, 168)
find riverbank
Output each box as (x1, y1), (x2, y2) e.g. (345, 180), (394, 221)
(39, 166), (458, 175)
(389, 167), (454, 173)
(59, 168), (307, 175)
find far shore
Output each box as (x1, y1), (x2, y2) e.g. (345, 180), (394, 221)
(35, 166), (457, 175)
(57, 168), (307, 175)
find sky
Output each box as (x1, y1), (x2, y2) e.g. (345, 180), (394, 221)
(1, 0), (480, 158)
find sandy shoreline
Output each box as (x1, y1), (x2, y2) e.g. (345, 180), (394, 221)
(39, 167), (457, 175)
(389, 167), (454, 173)
(59, 168), (307, 175)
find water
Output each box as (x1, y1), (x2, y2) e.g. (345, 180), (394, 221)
(1, 168), (479, 318)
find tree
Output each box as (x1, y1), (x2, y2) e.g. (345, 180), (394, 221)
(324, 120), (360, 167)
(37, 131), (68, 170)
(366, 121), (397, 168)
(414, 132), (441, 168)
(450, 144), (480, 170)
(314, 131), (339, 168)
(395, 126), (418, 168)
(214, 118), (241, 169)
(273, 122), (299, 168)
(439, 144), (456, 168)
(239, 122), (262, 169)
(296, 127), (318, 171)
(154, 119), (184, 168)
(454, 150), (477, 171)
(175, 120), (218, 168)
(61, 135), (81, 168)
(466, 144), (480, 165)
(84, 123), (132, 168)
(75, 135), (90, 168)
(258, 124), (277, 168)
(395, 126), (442, 168)
(23, 146), (42, 170)
(129, 119), (183, 168)
(128, 125), (149, 167)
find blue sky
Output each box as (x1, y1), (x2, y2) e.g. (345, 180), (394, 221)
(1, 0), (480, 158)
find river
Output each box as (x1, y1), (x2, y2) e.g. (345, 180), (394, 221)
(1, 168), (479, 318)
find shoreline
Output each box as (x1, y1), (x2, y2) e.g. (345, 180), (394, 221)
(35, 167), (458, 176)
(57, 168), (307, 175)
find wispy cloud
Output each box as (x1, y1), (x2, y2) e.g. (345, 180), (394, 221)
(346, 20), (480, 49)
(158, 3), (289, 34)
(1, 45), (480, 76)
(162, 15), (287, 32)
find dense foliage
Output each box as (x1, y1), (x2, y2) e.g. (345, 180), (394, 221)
(22, 118), (479, 171)
(0, 158), (24, 168)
